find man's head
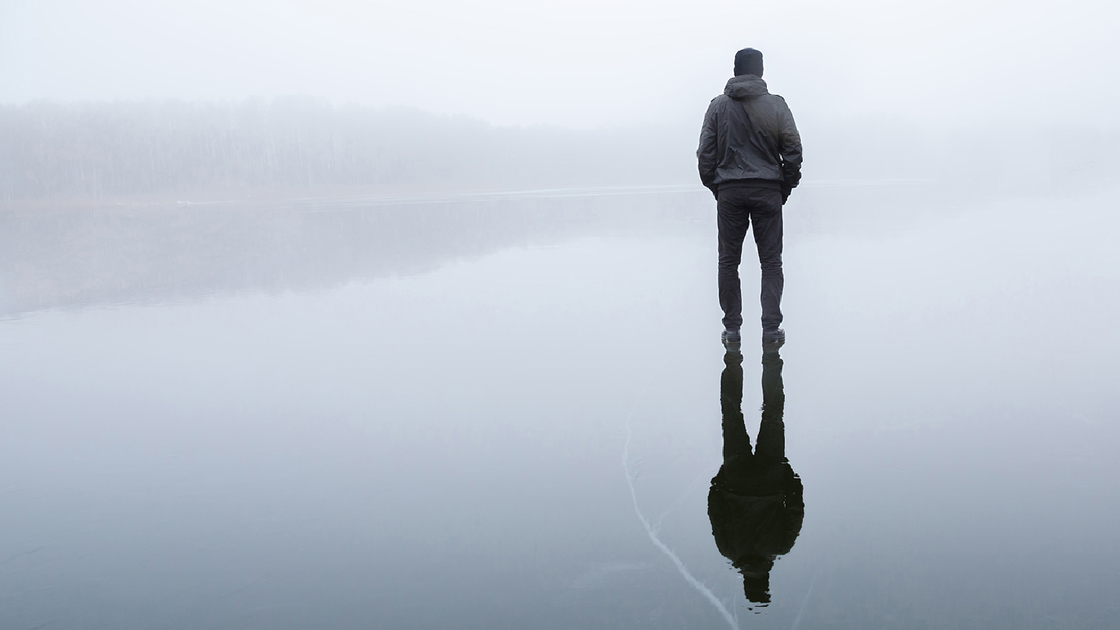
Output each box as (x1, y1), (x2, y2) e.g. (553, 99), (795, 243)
(734, 48), (764, 77)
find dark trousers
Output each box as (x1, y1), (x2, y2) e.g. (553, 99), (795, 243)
(717, 185), (784, 333)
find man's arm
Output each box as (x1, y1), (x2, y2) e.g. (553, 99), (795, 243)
(777, 98), (802, 202)
(697, 99), (720, 198)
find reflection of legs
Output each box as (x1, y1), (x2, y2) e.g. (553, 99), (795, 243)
(718, 192), (751, 332)
(720, 352), (751, 462)
(750, 193), (784, 334)
(754, 351), (785, 461)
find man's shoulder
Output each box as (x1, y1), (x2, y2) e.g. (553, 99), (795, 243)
(762, 93), (793, 112)
(751, 93), (794, 119)
(709, 94), (732, 107)
(704, 94), (733, 118)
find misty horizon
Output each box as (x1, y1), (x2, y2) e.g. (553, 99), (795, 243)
(4, 0), (1118, 202)
(2, 96), (1117, 203)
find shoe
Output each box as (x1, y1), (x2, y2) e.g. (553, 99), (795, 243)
(762, 328), (785, 344)
(721, 328), (741, 350)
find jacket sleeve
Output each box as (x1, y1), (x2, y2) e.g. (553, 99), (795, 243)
(697, 99), (720, 197)
(777, 98), (802, 190)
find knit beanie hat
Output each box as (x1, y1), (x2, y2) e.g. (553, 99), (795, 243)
(734, 48), (764, 77)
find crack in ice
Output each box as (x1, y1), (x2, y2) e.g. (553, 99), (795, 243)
(621, 361), (739, 630)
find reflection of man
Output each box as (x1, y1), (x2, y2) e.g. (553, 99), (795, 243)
(697, 47), (802, 347)
(708, 349), (803, 605)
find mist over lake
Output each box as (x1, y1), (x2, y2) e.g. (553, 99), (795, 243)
(2, 1), (1119, 628)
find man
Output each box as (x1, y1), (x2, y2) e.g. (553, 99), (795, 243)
(697, 48), (802, 348)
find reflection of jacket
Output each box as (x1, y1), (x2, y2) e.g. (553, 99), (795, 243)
(697, 75), (803, 196)
(708, 351), (804, 604)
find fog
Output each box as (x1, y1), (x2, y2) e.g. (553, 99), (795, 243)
(2, 100), (1117, 204)
(3, 0), (1119, 202)
(4, 0), (1119, 127)
(2, 1), (1119, 629)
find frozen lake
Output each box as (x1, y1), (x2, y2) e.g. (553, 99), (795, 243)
(2, 185), (1118, 629)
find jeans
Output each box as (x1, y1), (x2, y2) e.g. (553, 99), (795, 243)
(717, 184), (784, 333)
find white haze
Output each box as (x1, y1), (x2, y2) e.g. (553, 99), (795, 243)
(1, 0), (1118, 129)
(3, 2), (1120, 628)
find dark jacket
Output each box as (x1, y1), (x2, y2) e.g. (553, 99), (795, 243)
(697, 75), (803, 198)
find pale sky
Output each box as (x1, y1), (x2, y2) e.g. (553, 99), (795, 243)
(1, 0), (1117, 128)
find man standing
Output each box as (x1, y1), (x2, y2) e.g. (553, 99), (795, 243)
(698, 48), (802, 348)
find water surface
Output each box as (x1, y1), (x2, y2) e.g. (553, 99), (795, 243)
(2, 186), (1118, 629)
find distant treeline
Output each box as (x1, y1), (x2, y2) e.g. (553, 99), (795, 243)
(0, 97), (694, 201)
(0, 97), (1116, 202)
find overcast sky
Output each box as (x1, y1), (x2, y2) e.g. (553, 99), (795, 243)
(1, 0), (1117, 128)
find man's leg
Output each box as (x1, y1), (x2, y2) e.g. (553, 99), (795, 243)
(749, 189), (785, 335)
(717, 189), (751, 332)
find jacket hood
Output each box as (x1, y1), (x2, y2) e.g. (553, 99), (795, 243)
(725, 75), (769, 100)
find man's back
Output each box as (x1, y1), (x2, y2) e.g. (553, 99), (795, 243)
(697, 75), (803, 196)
